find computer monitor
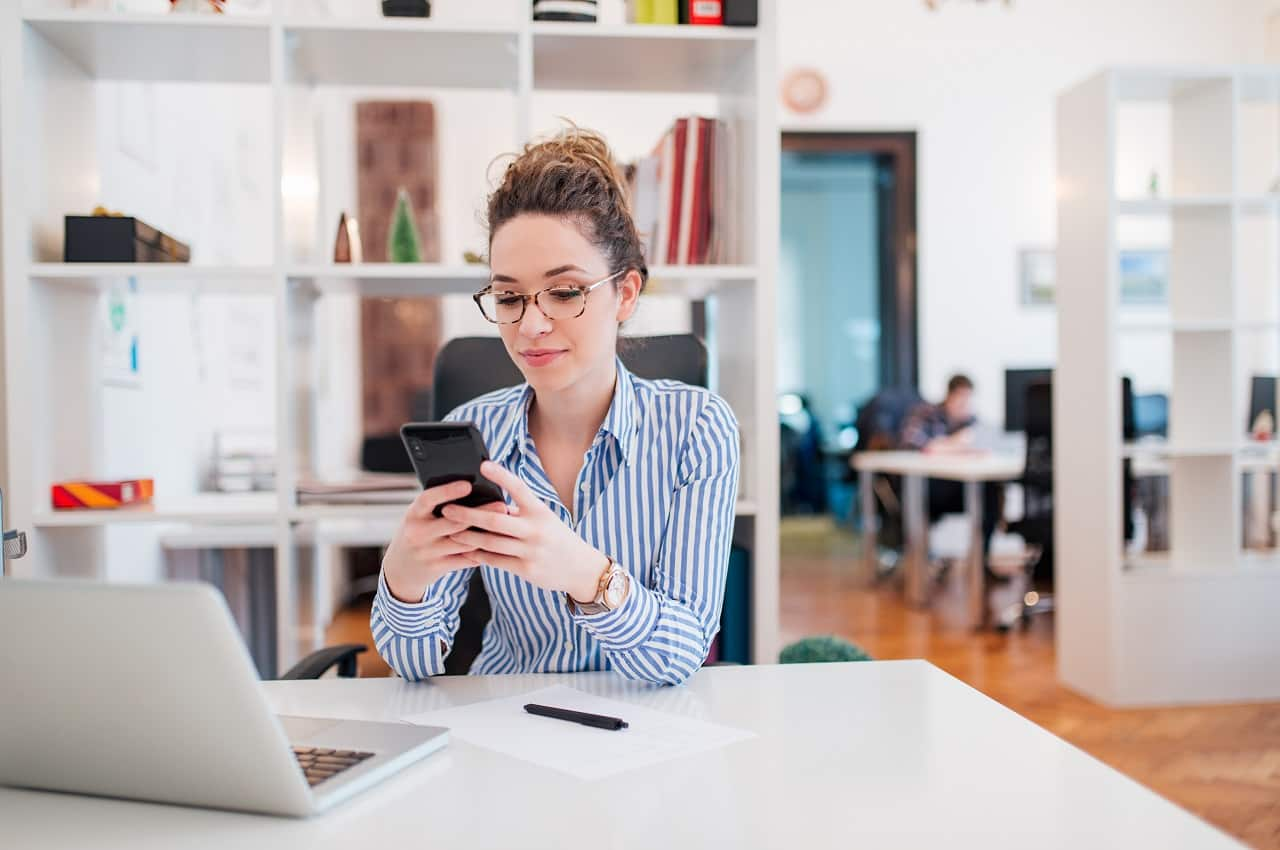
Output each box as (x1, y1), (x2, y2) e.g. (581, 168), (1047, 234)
(1004, 368), (1053, 432)
(1248, 375), (1277, 433)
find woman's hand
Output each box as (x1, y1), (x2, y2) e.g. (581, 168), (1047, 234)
(382, 481), (505, 604)
(442, 461), (609, 603)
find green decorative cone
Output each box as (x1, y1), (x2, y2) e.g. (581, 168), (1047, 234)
(388, 188), (423, 263)
(779, 635), (873, 664)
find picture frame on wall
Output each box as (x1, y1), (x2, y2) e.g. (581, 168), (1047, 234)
(1018, 247), (1056, 307)
(1018, 246), (1169, 307)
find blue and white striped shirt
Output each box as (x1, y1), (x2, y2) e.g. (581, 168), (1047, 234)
(370, 359), (740, 686)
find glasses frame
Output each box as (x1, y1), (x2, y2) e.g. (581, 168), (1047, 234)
(473, 269), (627, 325)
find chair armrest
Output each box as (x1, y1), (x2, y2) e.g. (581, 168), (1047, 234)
(279, 644), (366, 680)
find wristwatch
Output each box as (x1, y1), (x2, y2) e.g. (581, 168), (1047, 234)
(568, 558), (630, 616)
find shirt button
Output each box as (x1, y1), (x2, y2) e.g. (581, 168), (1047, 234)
(564, 640), (573, 652)
(580, 481), (590, 492)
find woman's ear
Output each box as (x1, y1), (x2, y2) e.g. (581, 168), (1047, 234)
(615, 270), (643, 323)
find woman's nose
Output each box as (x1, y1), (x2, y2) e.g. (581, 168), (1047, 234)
(517, 302), (552, 337)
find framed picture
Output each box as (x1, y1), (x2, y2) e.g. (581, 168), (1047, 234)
(1117, 248), (1169, 305)
(1017, 247), (1169, 307)
(1018, 247), (1056, 307)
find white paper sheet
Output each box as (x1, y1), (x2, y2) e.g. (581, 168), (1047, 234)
(400, 685), (755, 780)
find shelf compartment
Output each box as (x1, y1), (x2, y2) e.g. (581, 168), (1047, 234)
(283, 19), (520, 89)
(32, 492), (279, 527)
(287, 264), (491, 297)
(30, 263), (276, 293)
(533, 23), (757, 93)
(23, 11), (271, 84)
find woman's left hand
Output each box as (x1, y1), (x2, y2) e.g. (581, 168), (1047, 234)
(442, 461), (610, 603)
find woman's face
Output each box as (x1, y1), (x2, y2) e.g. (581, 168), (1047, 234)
(487, 214), (641, 395)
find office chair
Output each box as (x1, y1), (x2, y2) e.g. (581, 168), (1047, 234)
(849, 387), (924, 567)
(433, 334), (709, 675)
(998, 380), (1054, 629)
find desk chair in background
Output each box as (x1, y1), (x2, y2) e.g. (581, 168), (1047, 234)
(432, 334), (709, 675)
(850, 387), (925, 560)
(999, 380), (1054, 628)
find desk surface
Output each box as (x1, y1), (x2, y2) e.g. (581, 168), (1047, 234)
(853, 450), (1024, 482)
(0, 662), (1239, 849)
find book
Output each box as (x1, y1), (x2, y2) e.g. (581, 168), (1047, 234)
(629, 116), (729, 267)
(296, 475), (418, 505)
(631, 0), (654, 22)
(654, 127), (676, 267)
(630, 153), (662, 262)
(666, 117), (689, 264)
(689, 116), (714, 264)
(689, 0), (723, 25)
(676, 115), (701, 264)
(52, 478), (155, 510)
(651, 0), (677, 24)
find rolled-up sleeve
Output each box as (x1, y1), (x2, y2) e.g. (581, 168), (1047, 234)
(572, 394), (740, 685)
(369, 563), (474, 681)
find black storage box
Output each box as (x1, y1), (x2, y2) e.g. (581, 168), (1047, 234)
(64, 216), (190, 263)
(382, 0), (430, 16)
(533, 0), (596, 21)
(723, 0), (757, 26)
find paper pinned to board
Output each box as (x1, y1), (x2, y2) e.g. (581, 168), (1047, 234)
(400, 685), (755, 781)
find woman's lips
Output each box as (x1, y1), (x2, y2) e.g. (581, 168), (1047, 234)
(520, 349), (566, 367)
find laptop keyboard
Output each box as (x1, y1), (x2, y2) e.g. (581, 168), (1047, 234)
(292, 746), (375, 787)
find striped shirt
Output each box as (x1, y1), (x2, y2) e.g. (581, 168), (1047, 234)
(370, 358), (740, 686)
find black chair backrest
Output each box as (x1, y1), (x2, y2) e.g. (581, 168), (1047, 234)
(432, 334), (707, 421)
(1022, 380), (1053, 516)
(852, 386), (925, 454)
(433, 333), (707, 674)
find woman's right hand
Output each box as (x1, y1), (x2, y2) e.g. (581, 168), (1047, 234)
(382, 481), (501, 604)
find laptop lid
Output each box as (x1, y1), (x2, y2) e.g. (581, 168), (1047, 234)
(0, 580), (313, 817)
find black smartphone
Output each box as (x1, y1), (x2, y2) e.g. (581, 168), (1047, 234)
(399, 422), (505, 517)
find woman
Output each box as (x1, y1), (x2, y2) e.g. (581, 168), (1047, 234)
(371, 126), (740, 686)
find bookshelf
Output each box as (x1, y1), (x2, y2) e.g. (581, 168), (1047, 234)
(1056, 66), (1280, 705)
(0, 2), (780, 672)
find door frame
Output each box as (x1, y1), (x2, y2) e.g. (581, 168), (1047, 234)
(781, 131), (919, 389)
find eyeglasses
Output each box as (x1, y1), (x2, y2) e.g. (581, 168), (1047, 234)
(473, 270), (626, 325)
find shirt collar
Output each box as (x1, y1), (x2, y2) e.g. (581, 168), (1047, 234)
(600, 358), (639, 466)
(490, 358), (640, 467)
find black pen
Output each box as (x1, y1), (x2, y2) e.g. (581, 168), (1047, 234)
(523, 703), (629, 730)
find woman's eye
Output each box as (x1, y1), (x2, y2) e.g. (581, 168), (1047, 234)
(547, 289), (581, 302)
(494, 294), (523, 307)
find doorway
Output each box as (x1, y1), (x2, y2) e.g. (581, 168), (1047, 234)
(778, 132), (918, 520)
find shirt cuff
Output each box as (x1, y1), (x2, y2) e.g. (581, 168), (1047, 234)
(570, 568), (661, 652)
(375, 570), (446, 639)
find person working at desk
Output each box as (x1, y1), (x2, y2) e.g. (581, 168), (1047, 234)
(899, 374), (1002, 556)
(371, 126), (740, 686)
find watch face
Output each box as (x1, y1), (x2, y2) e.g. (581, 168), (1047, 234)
(603, 572), (626, 608)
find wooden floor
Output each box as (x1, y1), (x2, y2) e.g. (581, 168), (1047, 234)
(326, 517), (1280, 849)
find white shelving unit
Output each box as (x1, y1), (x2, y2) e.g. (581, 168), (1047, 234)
(1056, 67), (1280, 705)
(0, 3), (780, 671)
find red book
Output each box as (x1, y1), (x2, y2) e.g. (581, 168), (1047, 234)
(665, 117), (689, 265)
(689, 116), (714, 264)
(676, 116), (702, 264)
(52, 478), (155, 510)
(689, 0), (723, 24)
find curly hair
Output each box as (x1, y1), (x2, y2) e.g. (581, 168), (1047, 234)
(485, 123), (648, 291)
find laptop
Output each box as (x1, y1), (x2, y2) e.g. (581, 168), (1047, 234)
(0, 579), (448, 817)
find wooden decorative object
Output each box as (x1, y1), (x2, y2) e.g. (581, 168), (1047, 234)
(781, 68), (828, 114)
(355, 101), (442, 438)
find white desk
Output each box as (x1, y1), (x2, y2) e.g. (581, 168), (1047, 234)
(853, 451), (1023, 625)
(0, 662), (1239, 849)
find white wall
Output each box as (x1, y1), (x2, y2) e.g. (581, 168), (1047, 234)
(779, 0), (1271, 422)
